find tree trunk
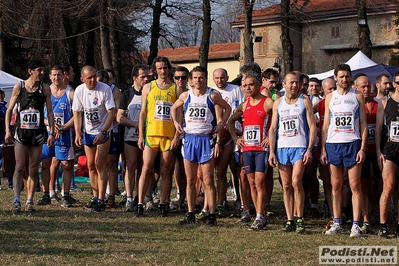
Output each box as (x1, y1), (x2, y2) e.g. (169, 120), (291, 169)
(100, 0), (112, 69)
(280, 0), (294, 72)
(243, 0), (255, 64)
(108, 0), (121, 83)
(147, 0), (163, 66)
(199, 0), (211, 68)
(62, 15), (80, 81)
(357, 0), (372, 58)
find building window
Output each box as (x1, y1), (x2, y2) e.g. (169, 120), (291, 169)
(331, 56), (340, 69)
(258, 32), (267, 56)
(383, 20), (393, 32)
(331, 25), (340, 39)
(307, 28), (316, 39)
(306, 59), (315, 74)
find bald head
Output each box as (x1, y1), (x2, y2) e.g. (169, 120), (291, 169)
(321, 78), (336, 97)
(80, 65), (97, 90)
(213, 68), (229, 89)
(354, 75), (371, 98)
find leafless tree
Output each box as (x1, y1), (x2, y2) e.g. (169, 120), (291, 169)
(280, 0), (294, 72)
(357, 0), (372, 58)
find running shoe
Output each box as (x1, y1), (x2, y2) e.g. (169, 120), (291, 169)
(84, 198), (97, 211)
(61, 195), (75, 208)
(296, 218), (305, 234)
(70, 184), (83, 192)
(361, 222), (370, 234)
(134, 204), (144, 217)
(119, 195), (127, 206)
(281, 221), (295, 232)
(196, 211), (209, 222)
(125, 200), (134, 212)
(145, 200), (155, 211)
(164, 202), (171, 213)
(12, 201), (21, 214)
(51, 194), (62, 205)
(325, 223), (343, 235)
(350, 224), (362, 238)
(177, 202), (186, 213)
(207, 215), (217, 227)
(94, 200), (106, 212)
(169, 202), (177, 211)
(325, 219), (334, 230)
(179, 213), (195, 225)
(240, 211), (251, 223)
(25, 202), (37, 213)
(36, 194), (51, 205)
(377, 227), (388, 239)
(216, 205), (226, 218)
(106, 196), (117, 208)
(249, 219), (265, 230)
(158, 203), (167, 217)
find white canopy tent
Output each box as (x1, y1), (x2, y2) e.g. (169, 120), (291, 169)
(0, 70), (23, 104)
(309, 51), (378, 80)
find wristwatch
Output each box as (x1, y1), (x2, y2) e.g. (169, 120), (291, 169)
(101, 130), (108, 136)
(51, 132), (56, 137)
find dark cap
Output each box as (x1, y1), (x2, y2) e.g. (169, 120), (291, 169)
(26, 60), (44, 70)
(0, 89), (4, 93)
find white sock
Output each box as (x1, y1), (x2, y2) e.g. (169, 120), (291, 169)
(49, 190), (55, 197)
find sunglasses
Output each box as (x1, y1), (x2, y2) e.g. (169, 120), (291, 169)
(394, 81), (399, 85)
(174, 76), (187, 80)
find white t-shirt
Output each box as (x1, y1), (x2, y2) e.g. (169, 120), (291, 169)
(72, 81), (115, 135)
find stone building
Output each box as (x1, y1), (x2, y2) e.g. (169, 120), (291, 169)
(231, 0), (399, 75)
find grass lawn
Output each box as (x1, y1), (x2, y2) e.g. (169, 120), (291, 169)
(0, 176), (398, 266)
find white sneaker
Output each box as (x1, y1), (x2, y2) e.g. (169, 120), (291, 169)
(350, 224), (362, 238)
(169, 202), (177, 211)
(145, 200), (155, 211)
(325, 223), (342, 235)
(249, 219), (265, 230)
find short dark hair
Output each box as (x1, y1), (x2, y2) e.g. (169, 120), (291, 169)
(131, 64), (148, 78)
(376, 74), (390, 83)
(261, 68), (279, 79)
(50, 65), (64, 73)
(308, 77), (320, 85)
(97, 70), (109, 83)
(191, 66), (208, 79)
(173, 66), (189, 76)
(59, 63), (72, 74)
(334, 64), (351, 77)
(395, 71), (399, 79)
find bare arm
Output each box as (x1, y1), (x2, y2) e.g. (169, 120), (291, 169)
(4, 83), (21, 144)
(375, 97), (387, 170)
(138, 83), (150, 150)
(227, 103), (244, 148)
(303, 97), (316, 165)
(171, 91), (187, 134)
(356, 92), (368, 164)
(268, 98), (281, 168)
(320, 93), (332, 165)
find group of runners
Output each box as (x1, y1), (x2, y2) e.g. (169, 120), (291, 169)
(3, 57), (399, 238)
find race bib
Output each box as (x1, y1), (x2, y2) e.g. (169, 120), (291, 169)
(333, 111), (354, 133)
(20, 109), (40, 129)
(85, 109), (100, 126)
(187, 103), (208, 124)
(281, 115), (299, 137)
(367, 123), (376, 144)
(154, 101), (172, 122)
(390, 121), (399, 142)
(244, 125), (261, 146)
(54, 112), (64, 125)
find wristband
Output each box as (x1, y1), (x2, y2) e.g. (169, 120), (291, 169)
(216, 141), (222, 146)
